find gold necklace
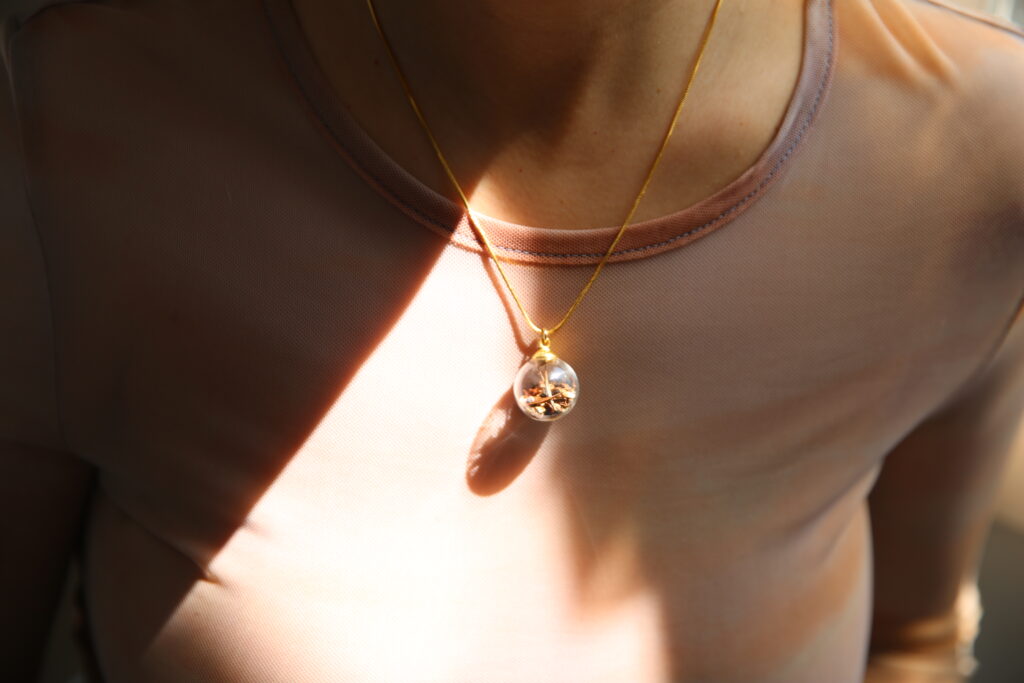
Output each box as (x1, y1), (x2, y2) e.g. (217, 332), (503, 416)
(363, 0), (726, 421)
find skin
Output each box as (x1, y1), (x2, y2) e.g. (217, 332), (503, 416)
(290, 0), (807, 228)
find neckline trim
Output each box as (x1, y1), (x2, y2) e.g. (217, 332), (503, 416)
(261, 0), (836, 265)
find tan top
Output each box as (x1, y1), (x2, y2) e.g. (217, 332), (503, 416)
(2, 0), (1024, 681)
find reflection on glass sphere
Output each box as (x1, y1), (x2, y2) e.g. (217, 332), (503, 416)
(514, 351), (579, 421)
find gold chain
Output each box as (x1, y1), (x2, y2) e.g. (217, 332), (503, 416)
(363, 0), (726, 342)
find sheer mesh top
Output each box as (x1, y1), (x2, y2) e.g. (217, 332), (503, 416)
(2, 0), (1023, 681)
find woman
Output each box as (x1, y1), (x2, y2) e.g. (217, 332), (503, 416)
(2, 0), (1024, 680)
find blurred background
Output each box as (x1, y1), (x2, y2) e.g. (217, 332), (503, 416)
(33, 0), (1024, 681)
(963, 0), (1024, 24)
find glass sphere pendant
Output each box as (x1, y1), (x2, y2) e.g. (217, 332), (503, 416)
(514, 332), (579, 421)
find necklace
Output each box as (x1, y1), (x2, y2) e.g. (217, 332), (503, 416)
(363, 0), (726, 421)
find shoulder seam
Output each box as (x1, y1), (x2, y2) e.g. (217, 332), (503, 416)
(909, 0), (1024, 41)
(3, 2), (94, 97)
(7, 0), (95, 32)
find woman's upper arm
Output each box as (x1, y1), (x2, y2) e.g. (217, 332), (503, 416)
(867, 304), (1024, 681)
(0, 21), (96, 680)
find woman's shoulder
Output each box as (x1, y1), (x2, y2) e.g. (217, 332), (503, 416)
(835, 0), (1024, 84)
(834, 0), (1024, 206)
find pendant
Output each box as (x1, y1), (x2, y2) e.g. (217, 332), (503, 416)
(514, 331), (579, 421)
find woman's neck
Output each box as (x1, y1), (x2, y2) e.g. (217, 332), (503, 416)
(290, 0), (806, 228)
(361, 0), (738, 136)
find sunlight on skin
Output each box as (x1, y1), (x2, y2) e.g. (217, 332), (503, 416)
(163, 453), (669, 679)
(148, 255), (669, 679)
(136, 240), (881, 680)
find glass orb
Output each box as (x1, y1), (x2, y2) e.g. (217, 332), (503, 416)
(514, 351), (579, 421)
